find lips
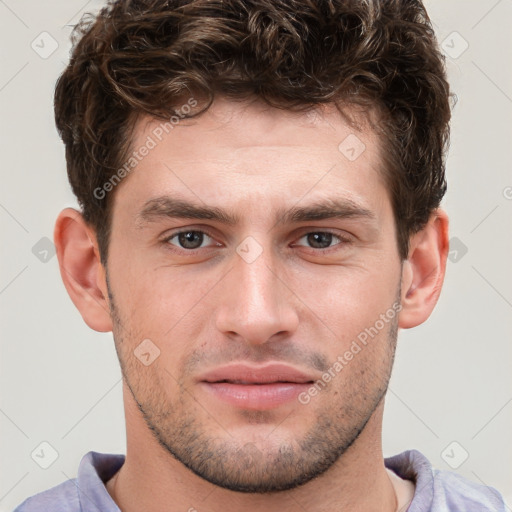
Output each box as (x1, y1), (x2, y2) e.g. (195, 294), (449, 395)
(199, 363), (315, 384)
(198, 363), (316, 410)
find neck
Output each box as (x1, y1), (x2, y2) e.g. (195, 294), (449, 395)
(107, 384), (397, 512)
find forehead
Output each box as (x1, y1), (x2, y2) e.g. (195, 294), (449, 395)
(114, 96), (389, 222)
(135, 96), (381, 159)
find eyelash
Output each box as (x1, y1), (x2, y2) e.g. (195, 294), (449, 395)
(161, 228), (353, 255)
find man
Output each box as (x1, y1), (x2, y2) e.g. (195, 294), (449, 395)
(14, 0), (506, 511)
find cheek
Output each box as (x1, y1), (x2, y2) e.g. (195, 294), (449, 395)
(109, 224), (400, 351)
(108, 242), (197, 322)
(120, 269), (216, 358)
(294, 264), (398, 328)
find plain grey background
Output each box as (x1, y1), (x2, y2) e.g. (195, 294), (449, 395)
(1, 1), (511, 510)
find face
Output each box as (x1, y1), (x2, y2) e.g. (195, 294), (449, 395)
(105, 97), (403, 492)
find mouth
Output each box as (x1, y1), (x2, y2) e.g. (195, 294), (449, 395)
(198, 363), (316, 410)
(209, 379), (312, 385)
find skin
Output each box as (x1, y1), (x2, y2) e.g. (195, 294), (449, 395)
(55, 96), (449, 512)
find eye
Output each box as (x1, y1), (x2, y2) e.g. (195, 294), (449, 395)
(164, 230), (219, 250)
(294, 231), (351, 250)
(161, 228), (351, 254)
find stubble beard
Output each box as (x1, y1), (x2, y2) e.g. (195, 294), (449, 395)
(106, 276), (399, 494)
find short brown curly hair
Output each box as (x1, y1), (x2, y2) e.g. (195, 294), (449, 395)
(54, 0), (451, 263)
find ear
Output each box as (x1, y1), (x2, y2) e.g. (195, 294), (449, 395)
(398, 208), (449, 329)
(54, 208), (112, 332)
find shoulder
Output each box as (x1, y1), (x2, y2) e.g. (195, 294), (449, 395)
(13, 451), (125, 512)
(12, 479), (79, 512)
(430, 466), (506, 512)
(385, 449), (506, 512)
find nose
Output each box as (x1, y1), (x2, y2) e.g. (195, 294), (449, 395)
(215, 239), (299, 345)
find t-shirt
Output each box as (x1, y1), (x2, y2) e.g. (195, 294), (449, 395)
(13, 449), (506, 511)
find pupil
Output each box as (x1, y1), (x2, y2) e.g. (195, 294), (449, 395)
(179, 231), (202, 249)
(308, 232), (332, 249)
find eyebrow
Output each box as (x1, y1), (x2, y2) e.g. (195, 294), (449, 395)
(135, 195), (376, 229)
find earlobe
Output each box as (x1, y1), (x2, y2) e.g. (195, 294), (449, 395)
(398, 209), (449, 329)
(54, 208), (113, 332)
